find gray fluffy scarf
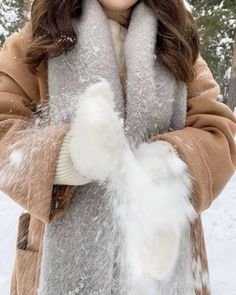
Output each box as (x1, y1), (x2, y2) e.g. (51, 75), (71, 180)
(38, 0), (194, 294)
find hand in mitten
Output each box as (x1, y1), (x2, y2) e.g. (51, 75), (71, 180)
(131, 140), (197, 280)
(68, 80), (125, 183)
(54, 80), (125, 185)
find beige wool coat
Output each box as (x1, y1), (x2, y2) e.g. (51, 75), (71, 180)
(0, 22), (236, 295)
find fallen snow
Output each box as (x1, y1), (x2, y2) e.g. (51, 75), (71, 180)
(0, 194), (22, 295)
(202, 173), (236, 295)
(0, 174), (236, 294)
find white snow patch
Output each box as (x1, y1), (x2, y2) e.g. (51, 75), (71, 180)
(202, 270), (210, 291)
(9, 149), (24, 169)
(192, 256), (203, 291)
(202, 173), (236, 295)
(0, 170), (7, 186)
(183, 0), (192, 12)
(0, 192), (22, 295)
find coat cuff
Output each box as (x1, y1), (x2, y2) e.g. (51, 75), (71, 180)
(0, 122), (75, 223)
(148, 128), (213, 214)
(54, 132), (92, 186)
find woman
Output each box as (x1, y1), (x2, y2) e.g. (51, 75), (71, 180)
(0, 0), (235, 294)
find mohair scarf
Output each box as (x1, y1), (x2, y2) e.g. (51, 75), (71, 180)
(39, 0), (194, 294)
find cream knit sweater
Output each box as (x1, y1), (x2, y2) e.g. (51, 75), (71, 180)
(54, 19), (127, 185)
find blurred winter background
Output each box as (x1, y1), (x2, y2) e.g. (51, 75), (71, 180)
(0, 0), (236, 294)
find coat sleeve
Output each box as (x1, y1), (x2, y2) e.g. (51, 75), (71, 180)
(148, 54), (236, 214)
(0, 25), (75, 223)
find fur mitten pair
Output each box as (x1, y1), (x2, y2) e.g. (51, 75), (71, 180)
(55, 80), (197, 281)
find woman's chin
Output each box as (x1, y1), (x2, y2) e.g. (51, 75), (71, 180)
(99, 0), (138, 11)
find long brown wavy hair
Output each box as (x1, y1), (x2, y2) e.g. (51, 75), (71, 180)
(25, 0), (200, 83)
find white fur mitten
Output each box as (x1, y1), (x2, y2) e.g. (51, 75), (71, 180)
(131, 140), (197, 280)
(69, 80), (125, 182)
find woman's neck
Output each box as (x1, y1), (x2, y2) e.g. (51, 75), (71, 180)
(101, 6), (133, 28)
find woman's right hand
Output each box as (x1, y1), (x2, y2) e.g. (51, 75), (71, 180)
(59, 80), (125, 184)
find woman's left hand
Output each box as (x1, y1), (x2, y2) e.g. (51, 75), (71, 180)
(131, 140), (197, 279)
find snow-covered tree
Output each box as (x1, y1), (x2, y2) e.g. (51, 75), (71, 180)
(0, 0), (26, 46)
(190, 0), (236, 101)
(226, 33), (236, 110)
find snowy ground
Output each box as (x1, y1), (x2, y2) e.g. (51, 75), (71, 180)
(0, 174), (236, 294)
(202, 173), (236, 294)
